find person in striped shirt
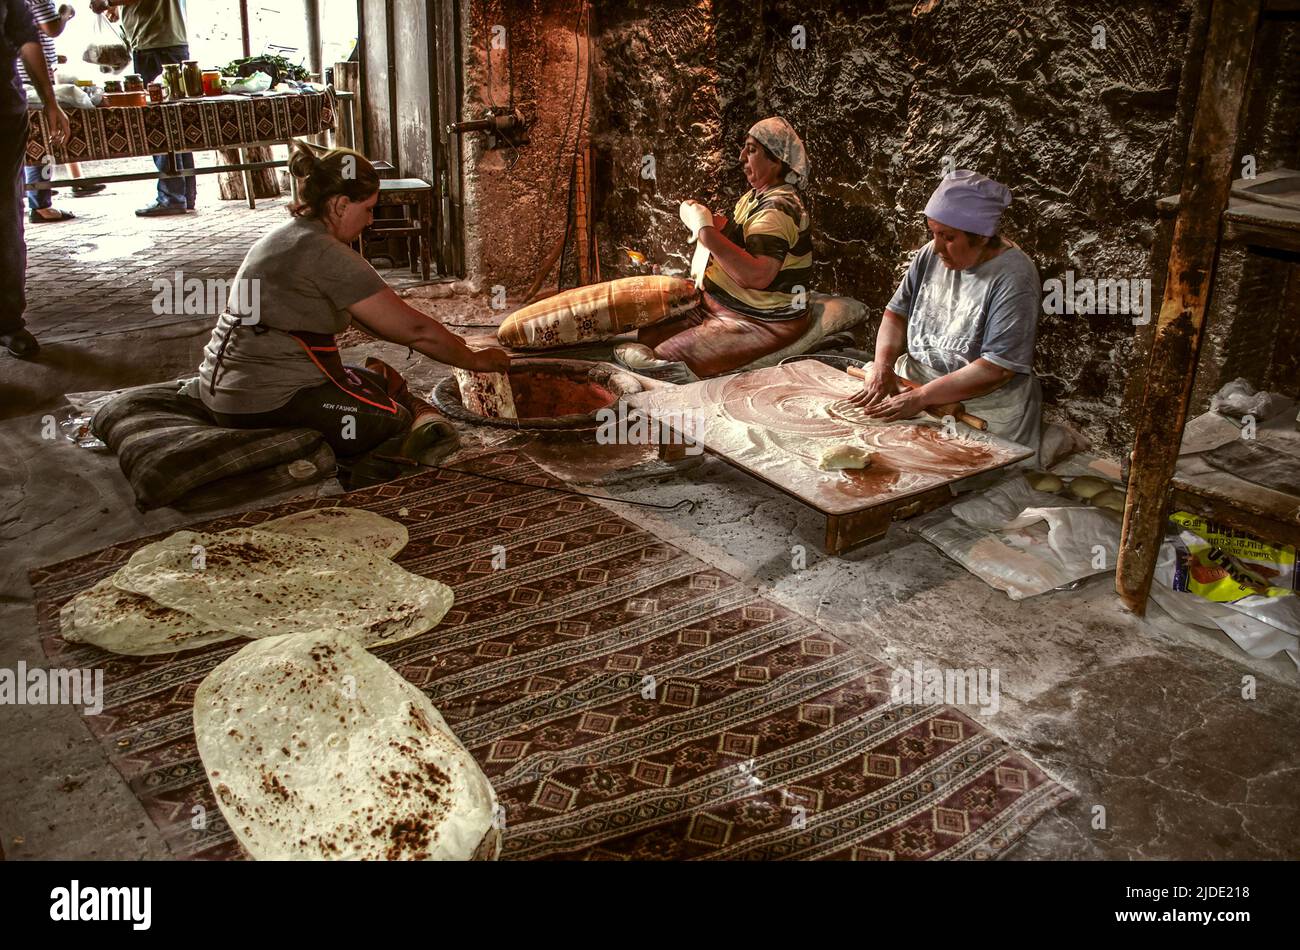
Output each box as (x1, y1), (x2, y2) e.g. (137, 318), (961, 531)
(19, 1), (98, 221)
(617, 117), (816, 382)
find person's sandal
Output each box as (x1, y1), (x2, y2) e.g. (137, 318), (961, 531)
(28, 209), (75, 223)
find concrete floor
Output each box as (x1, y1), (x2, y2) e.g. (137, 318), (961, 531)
(2, 194), (1298, 860)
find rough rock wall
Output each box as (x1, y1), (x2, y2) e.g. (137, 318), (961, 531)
(591, 0), (1198, 457)
(460, 0), (592, 294)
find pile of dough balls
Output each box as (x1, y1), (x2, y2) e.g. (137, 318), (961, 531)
(1024, 472), (1126, 513)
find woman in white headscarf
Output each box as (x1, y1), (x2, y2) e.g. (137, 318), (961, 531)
(615, 117), (815, 382)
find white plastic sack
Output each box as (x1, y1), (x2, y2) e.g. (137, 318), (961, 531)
(82, 14), (130, 73)
(53, 83), (94, 110)
(912, 473), (1122, 600)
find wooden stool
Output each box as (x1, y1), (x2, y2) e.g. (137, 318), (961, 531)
(358, 178), (434, 280)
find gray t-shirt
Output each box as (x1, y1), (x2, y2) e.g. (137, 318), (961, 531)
(886, 241), (1040, 376)
(196, 216), (388, 415)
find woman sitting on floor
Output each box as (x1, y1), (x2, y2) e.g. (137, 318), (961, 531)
(187, 142), (510, 464)
(614, 116), (814, 383)
(852, 169), (1043, 464)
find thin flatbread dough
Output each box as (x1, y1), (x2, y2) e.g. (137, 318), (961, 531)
(60, 577), (240, 656)
(195, 630), (499, 860)
(253, 507), (408, 558)
(112, 529), (453, 647)
(454, 369), (518, 420)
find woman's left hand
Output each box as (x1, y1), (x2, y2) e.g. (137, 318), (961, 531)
(861, 387), (927, 421)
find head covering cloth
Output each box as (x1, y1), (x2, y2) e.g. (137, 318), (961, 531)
(923, 169), (1012, 237)
(747, 117), (810, 189)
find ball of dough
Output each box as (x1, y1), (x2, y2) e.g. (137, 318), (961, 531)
(818, 445), (873, 471)
(1090, 488), (1127, 513)
(1067, 475), (1112, 500)
(1025, 471), (1064, 493)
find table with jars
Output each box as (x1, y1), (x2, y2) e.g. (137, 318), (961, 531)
(24, 61), (347, 210)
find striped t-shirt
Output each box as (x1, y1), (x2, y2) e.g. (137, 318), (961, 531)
(702, 183), (813, 319)
(16, 0), (57, 85)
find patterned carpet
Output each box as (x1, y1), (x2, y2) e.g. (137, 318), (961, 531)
(32, 450), (1071, 860)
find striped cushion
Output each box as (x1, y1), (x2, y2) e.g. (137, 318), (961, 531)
(92, 382), (335, 511)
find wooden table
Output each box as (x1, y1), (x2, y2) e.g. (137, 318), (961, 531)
(625, 361), (1033, 553)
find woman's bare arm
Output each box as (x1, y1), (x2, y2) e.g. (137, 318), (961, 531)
(348, 288), (511, 374)
(697, 222), (782, 290)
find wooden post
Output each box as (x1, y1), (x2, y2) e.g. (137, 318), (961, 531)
(217, 146), (280, 202)
(334, 62), (362, 150)
(303, 0), (323, 79)
(1115, 0), (1261, 614)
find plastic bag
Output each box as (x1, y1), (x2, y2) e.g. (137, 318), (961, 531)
(226, 71), (272, 94)
(53, 83), (94, 110)
(82, 14), (130, 73)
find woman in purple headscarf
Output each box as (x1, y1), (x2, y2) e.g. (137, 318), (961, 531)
(852, 169), (1043, 463)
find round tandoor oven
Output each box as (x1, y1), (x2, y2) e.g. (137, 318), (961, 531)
(432, 358), (645, 430)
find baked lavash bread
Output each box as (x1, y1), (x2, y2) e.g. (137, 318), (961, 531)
(453, 368), (518, 420)
(60, 510), (442, 655)
(195, 630), (500, 860)
(249, 507), (409, 558)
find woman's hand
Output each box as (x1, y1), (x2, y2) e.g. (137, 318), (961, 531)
(464, 346), (512, 375)
(848, 363), (897, 407)
(861, 386), (927, 421)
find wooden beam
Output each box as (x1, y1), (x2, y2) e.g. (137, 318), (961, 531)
(1115, 0), (1262, 614)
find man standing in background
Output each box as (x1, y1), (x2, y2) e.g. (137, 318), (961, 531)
(1, 0), (70, 358)
(89, 0), (193, 216)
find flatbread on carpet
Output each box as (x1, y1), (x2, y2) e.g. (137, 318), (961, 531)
(253, 507), (408, 558)
(59, 577), (240, 656)
(194, 630), (499, 861)
(58, 511), (414, 655)
(111, 528), (453, 647)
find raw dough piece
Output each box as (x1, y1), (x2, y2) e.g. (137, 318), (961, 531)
(254, 507), (408, 558)
(194, 629), (499, 860)
(818, 444), (873, 471)
(454, 369), (518, 419)
(1090, 488), (1127, 513)
(1067, 475), (1112, 500)
(112, 529), (453, 647)
(1025, 471), (1064, 493)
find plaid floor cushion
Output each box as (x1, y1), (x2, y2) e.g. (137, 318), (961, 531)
(92, 381), (336, 511)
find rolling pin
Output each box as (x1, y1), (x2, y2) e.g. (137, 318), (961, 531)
(843, 365), (988, 431)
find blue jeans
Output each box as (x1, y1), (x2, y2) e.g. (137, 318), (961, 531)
(133, 45), (196, 209)
(24, 164), (52, 212)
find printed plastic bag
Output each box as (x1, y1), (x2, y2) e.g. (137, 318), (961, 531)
(1165, 512), (1295, 602)
(82, 14), (130, 73)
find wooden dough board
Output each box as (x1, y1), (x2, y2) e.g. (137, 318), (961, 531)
(625, 361), (1033, 553)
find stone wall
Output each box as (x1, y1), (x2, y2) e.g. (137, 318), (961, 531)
(589, 0), (1200, 457)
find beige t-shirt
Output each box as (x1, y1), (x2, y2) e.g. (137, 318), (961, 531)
(196, 216), (388, 415)
(118, 0), (187, 51)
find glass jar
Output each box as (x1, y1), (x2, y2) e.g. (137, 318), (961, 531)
(162, 62), (184, 99)
(123, 74), (144, 92)
(102, 80), (123, 94)
(147, 82), (164, 104)
(182, 60), (203, 98)
(201, 70), (222, 96)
